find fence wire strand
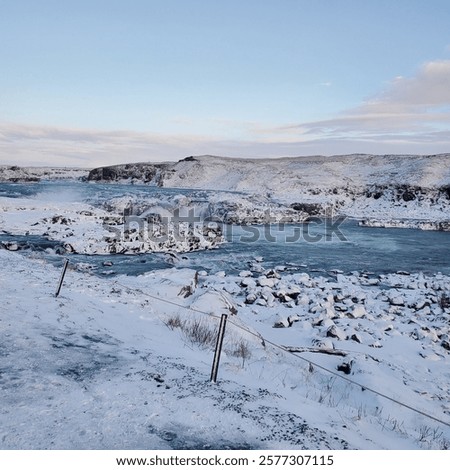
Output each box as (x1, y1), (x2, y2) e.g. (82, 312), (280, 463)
(110, 277), (450, 429)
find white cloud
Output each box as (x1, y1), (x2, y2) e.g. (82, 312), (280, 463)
(282, 60), (450, 140)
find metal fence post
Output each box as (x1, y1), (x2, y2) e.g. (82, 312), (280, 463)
(55, 259), (69, 297)
(210, 313), (228, 383)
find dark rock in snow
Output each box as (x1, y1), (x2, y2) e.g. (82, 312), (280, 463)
(337, 361), (353, 375)
(326, 325), (346, 340)
(290, 202), (323, 215)
(1, 241), (19, 251)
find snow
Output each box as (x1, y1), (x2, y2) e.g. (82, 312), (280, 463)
(86, 154), (450, 230)
(1, 249), (449, 450)
(1, 159), (450, 450)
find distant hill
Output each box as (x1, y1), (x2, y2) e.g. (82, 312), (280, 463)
(0, 166), (88, 182)
(86, 154), (450, 193)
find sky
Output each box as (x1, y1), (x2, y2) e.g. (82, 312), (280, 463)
(1, 0), (450, 167)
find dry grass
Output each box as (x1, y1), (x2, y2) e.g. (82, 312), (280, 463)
(165, 313), (251, 364)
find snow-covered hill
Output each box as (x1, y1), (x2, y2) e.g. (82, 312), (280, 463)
(87, 154), (450, 229)
(87, 154), (450, 191)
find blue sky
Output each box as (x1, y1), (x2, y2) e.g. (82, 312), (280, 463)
(1, 0), (450, 167)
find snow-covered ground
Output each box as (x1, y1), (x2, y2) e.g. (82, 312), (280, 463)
(1, 157), (450, 450)
(1, 249), (449, 450)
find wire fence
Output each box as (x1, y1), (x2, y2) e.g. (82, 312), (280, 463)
(108, 276), (450, 429)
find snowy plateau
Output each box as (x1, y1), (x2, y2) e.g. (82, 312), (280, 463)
(0, 154), (450, 451)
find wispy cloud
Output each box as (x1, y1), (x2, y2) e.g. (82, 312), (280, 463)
(281, 60), (450, 140)
(1, 60), (450, 167)
(0, 123), (217, 167)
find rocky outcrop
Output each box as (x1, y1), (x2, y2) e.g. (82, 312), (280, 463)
(87, 163), (169, 184)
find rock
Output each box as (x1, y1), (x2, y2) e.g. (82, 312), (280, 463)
(261, 288), (275, 306)
(102, 261), (114, 267)
(421, 327), (439, 342)
(439, 294), (450, 310)
(324, 306), (337, 319)
(441, 335), (450, 351)
(312, 338), (334, 350)
(239, 270), (253, 278)
(389, 295), (405, 306)
(321, 318), (336, 329)
(412, 298), (429, 310)
(241, 278), (257, 289)
(275, 290), (293, 303)
(293, 273), (310, 285)
(349, 304), (367, 319)
(350, 333), (362, 343)
(264, 269), (281, 279)
(287, 315), (300, 326)
(222, 282), (241, 295)
(1, 241), (19, 251)
(258, 276), (277, 288)
(326, 325), (346, 341)
(310, 304), (322, 314)
(337, 361), (353, 375)
(249, 263), (264, 273)
(178, 284), (194, 298)
(290, 202), (322, 215)
(295, 294), (310, 306)
(363, 278), (379, 286)
(245, 293), (257, 304)
(285, 286), (301, 299)
(410, 329), (425, 341)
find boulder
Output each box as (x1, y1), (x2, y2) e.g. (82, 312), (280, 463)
(326, 325), (346, 341)
(1, 241), (19, 251)
(337, 361), (353, 375)
(349, 304), (367, 319)
(389, 295), (405, 306)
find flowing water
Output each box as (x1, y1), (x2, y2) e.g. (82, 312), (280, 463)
(1, 181), (449, 277)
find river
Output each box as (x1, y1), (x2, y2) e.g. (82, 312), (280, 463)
(1, 180), (449, 277)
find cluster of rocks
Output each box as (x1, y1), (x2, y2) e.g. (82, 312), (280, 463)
(363, 184), (450, 204)
(7, 205), (225, 255)
(204, 261), (450, 357)
(359, 219), (450, 231)
(103, 221), (223, 255)
(208, 200), (309, 225)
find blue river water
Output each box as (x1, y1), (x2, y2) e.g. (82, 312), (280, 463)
(1, 181), (449, 276)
